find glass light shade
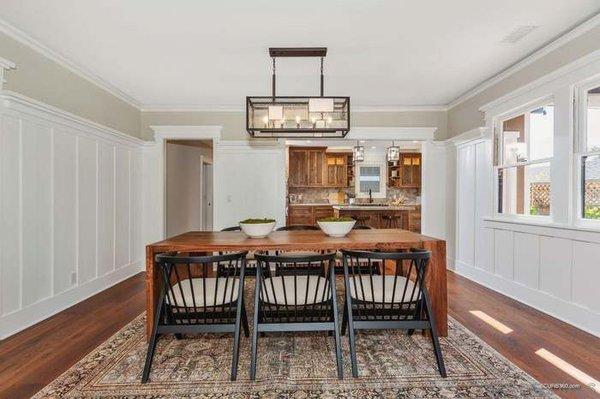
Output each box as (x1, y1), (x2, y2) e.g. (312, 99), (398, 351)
(387, 145), (400, 161)
(308, 98), (334, 113)
(353, 145), (365, 162)
(268, 105), (283, 120)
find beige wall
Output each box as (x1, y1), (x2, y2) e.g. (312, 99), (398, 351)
(447, 25), (600, 138)
(141, 110), (448, 141)
(1, 32), (141, 138)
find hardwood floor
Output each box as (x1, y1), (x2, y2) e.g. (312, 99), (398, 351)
(448, 271), (600, 399)
(0, 270), (598, 398)
(0, 273), (146, 399)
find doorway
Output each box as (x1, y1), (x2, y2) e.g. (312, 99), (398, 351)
(165, 139), (214, 236)
(201, 160), (213, 230)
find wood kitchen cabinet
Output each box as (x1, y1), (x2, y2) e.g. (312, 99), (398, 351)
(307, 149), (325, 186)
(325, 153), (347, 187)
(388, 153), (421, 189)
(288, 148), (308, 187)
(287, 205), (333, 226)
(288, 147), (350, 188)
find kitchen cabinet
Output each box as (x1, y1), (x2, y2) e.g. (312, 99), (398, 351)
(288, 147), (350, 188)
(408, 210), (421, 233)
(287, 205), (334, 226)
(307, 149), (325, 186)
(288, 149), (308, 187)
(325, 153), (347, 187)
(388, 153), (421, 189)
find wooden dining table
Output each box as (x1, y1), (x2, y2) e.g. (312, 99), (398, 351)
(145, 229), (447, 340)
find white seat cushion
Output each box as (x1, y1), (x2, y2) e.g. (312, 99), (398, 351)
(349, 275), (420, 303)
(261, 275), (331, 305)
(167, 277), (239, 307)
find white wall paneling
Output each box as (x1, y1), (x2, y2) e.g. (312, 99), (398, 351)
(452, 52), (600, 337)
(454, 134), (600, 337)
(0, 91), (145, 339)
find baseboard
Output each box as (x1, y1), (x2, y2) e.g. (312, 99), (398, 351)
(0, 261), (144, 339)
(452, 260), (600, 338)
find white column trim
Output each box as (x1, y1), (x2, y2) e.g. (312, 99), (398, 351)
(0, 57), (16, 90)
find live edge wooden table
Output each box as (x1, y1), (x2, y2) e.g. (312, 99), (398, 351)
(145, 229), (447, 340)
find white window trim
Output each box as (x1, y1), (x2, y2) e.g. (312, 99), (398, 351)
(493, 96), (554, 221)
(574, 76), (600, 228)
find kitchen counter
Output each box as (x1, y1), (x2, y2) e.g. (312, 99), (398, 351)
(289, 203), (341, 206)
(333, 204), (418, 211)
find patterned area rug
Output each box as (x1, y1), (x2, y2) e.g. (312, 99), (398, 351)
(33, 294), (556, 398)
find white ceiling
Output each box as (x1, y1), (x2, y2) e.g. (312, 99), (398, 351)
(1, 0), (599, 109)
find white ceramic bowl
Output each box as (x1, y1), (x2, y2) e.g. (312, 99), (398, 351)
(239, 221), (276, 238)
(317, 220), (356, 238)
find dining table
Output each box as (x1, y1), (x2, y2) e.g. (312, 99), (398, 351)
(145, 228), (448, 340)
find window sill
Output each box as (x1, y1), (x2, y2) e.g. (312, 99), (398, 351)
(483, 217), (600, 234)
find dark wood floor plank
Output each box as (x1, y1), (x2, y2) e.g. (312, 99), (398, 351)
(0, 273), (146, 399)
(0, 270), (598, 399)
(448, 271), (600, 399)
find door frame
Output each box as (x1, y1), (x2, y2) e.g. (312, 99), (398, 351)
(148, 125), (221, 239)
(200, 157), (213, 231)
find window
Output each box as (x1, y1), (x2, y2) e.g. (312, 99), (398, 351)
(496, 103), (554, 216)
(579, 86), (600, 220)
(358, 165), (381, 193)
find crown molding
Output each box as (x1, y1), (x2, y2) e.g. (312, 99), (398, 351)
(447, 12), (600, 110)
(140, 104), (449, 113)
(0, 17), (142, 109)
(445, 127), (489, 146)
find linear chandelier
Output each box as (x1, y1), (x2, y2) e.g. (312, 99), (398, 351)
(246, 47), (350, 138)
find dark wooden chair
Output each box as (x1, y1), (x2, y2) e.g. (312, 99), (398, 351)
(340, 249), (446, 378)
(352, 224), (373, 230)
(221, 225), (241, 231)
(382, 214), (403, 228)
(218, 226), (264, 277)
(352, 215), (370, 225)
(142, 251), (249, 382)
(250, 252), (343, 380)
(276, 225), (319, 231)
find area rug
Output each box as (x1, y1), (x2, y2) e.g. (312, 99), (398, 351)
(33, 293), (556, 398)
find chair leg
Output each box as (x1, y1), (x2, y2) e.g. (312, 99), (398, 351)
(422, 290), (447, 378)
(241, 300), (250, 338)
(341, 304), (348, 336)
(250, 273), (261, 380)
(231, 265), (246, 381)
(342, 274), (358, 377)
(329, 269), (343, 379)
(142, 294), (165, 383)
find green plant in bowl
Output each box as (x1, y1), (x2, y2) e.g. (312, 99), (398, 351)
(318, 216), (354, 222)
(239, 218), (276, 238)
(240, 218), (276, 224)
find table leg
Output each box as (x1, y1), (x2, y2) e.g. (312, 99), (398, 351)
(146, 245), (159, 342)
(423, 240), (448, 337)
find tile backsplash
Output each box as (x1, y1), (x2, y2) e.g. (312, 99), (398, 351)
(289, 187), (419, 204)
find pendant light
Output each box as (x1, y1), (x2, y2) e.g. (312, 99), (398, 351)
(387, 140), (400, 162)
(353, 141), (364, 163)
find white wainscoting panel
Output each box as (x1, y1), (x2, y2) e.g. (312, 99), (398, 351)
(454, 137), (600, 337)
(513, 232), (540, 288)
(0, 92), (145, 339)
(539, 236), (572, 302)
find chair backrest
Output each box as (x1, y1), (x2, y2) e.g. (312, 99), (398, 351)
(276, 225), (319, 231)
(254, 252), (336, 323)
(352, 225), (373, 230)
(155, 251), (247, 324)
(341, 249), (430, 320)
(221, 226), (241, 231)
